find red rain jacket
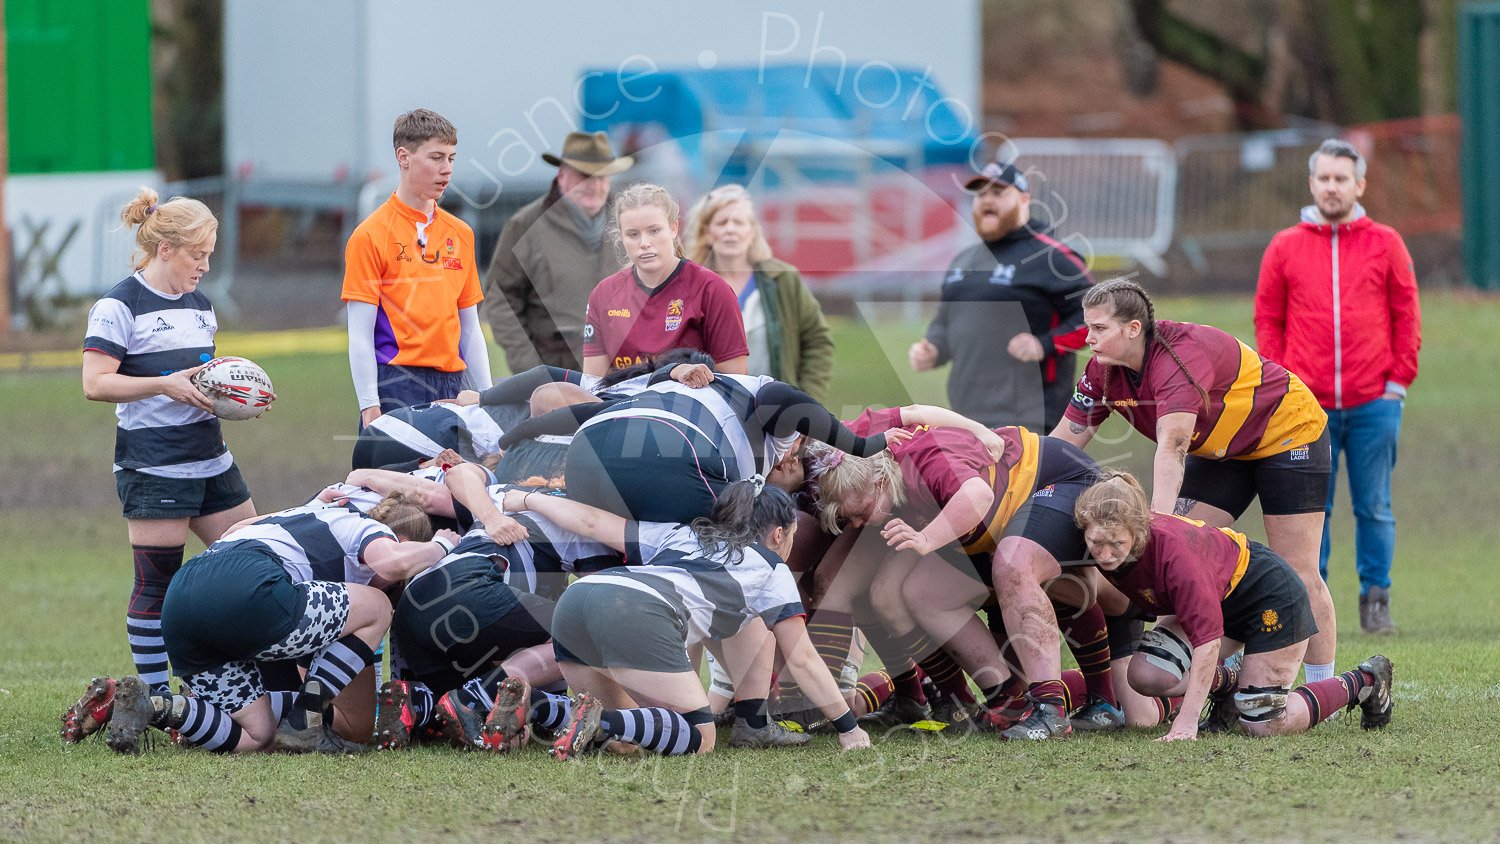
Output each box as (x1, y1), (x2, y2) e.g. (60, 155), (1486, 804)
(1255, 210), (1421, 410)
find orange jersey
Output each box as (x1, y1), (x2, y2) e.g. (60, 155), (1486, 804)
(341, 193), (483, 372)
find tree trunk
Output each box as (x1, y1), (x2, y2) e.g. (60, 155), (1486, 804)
(1128, 0), (1278, 127)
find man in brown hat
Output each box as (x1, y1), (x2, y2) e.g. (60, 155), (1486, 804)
(483, 131), (634, 371)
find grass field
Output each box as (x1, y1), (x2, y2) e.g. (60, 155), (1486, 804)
(4, 294), (1500, 842)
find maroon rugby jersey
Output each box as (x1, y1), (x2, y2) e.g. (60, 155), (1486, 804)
(1064, 320), (1324, 459)
(582, 260), (748, 370)
(848, 407), (1037, 553)
(1100, 513), (1251, 647)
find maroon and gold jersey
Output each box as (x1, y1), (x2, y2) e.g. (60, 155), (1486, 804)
(1101, 513), (1251, 647)
(582, 260), (748, 370)
(1065, 320), (1325, 460)
(848, 408), (1040, 555)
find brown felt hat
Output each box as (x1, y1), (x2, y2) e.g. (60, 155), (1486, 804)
(541, 131), (634, 176)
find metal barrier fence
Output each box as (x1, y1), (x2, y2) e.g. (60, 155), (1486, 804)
(1172, 127), (1332, 272)
(58, 118), (1466, 331)
(1008, 137), (1177, 276)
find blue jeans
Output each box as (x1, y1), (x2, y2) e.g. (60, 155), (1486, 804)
(1319, 397), (1402, 593)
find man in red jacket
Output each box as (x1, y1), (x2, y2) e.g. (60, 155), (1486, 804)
(1255, 138), (1421, 640)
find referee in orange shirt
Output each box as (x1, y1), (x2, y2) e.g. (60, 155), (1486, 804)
(343, 109), (492, 427)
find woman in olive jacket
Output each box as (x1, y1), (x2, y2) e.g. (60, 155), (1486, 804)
(686, 185), (835, 402)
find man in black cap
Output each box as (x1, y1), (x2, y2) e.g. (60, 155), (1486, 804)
(909, 161), (1093, 430)
(484, 131), (634, 372)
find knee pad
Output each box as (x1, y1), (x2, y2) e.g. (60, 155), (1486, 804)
(1137, 626), (1192, 682)
(1234, 685), (1290, 724)
(1107, 614), (1145, 659)
(681, 706), (715, 727)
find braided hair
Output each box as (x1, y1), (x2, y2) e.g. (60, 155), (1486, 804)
(1080, 279), (1210, 411)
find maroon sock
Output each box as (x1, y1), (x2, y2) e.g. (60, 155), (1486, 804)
(807, 610), (856, 674)
(866, 626), (930, 704)
(1028, 679), (1069, 710)
(1060, 669), (1089, 711)
(1294, 669), (1375, 726)
(1057, 602), (1116, 706)
(991, 675), (1030, 720)
(1211, 661), (1239, 696)
(1153, 696), (1183, 724)
(854, 671), (894, 715)
(918, 647), (975, 705)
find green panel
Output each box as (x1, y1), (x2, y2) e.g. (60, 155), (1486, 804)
(1460, 3), (1500, 290)
(5, 0), (153, 174)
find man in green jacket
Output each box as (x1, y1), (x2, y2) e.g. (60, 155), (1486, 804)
(484, 132), (632, 372)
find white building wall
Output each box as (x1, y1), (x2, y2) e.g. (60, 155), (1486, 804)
(228, 0), (980, 193)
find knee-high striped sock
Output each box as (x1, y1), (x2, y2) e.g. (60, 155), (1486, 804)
(854, 671), (894, 716)
(173, 696), (244, 754)
(918, 645), (975, 705)
(1151, 696), (1183, 724)
(1294, 667), (1377, 727)
(1060, 669), (1088, 709)
(863, 624), (928, 704)
(267, 690), (297, 723)
(601, 707), (704, 756)
(529, 688), (572, 732)
(808, 610), (857, 680)
(455, 666), (508, 714)
(1057, 601), (1116, 706)
(127, 544), (183, 693)
(300, 634), (376, 716)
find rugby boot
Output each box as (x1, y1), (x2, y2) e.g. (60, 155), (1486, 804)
(551, 693), (604, 760)
(433, 690), (485, 750)
(481, 676), (532, 753)
(1070, 694), (1126, 732)
(61, 676), (117, 744)
(1360, 588), (1398, 635)
(1000, 701), (1073, 741)
(729, 718), (812, 749)
(1355, 655), (1394, 730)
(1198, 651), (1244, 734)
(374, 679), (417, 750)
(105, 676), (167, 755)
(858, 693), (932, 728)
(272, 717), (369, 754)
(929, 694), (980, 732)
(273, 680), (369, 754)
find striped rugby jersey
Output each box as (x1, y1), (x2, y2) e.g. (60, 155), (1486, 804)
(573, 521), (805, 647)
(579, 373), (796, 480)
(203, 505), (395, 586)
(308, 466), (448, 514)
(84, 274), (230, 478)
(364, 402), (507, 462)
(411, 486), (618, 599)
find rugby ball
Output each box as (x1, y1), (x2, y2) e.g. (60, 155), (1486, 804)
(193, 356), (275, 420)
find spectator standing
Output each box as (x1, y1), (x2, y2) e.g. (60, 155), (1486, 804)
(484, 131), (633, 372)
(685, 184), (835, 402)
(1255, 138), (1422, 635)
(909, 161), (1092, 430)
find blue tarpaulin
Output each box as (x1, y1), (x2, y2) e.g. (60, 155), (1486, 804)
(578, 63), (976, 182)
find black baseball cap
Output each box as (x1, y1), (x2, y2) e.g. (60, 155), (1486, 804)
(964, 161), (1029, 193)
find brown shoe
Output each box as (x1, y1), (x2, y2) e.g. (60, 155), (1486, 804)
(1360, 587), (1398, 634)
